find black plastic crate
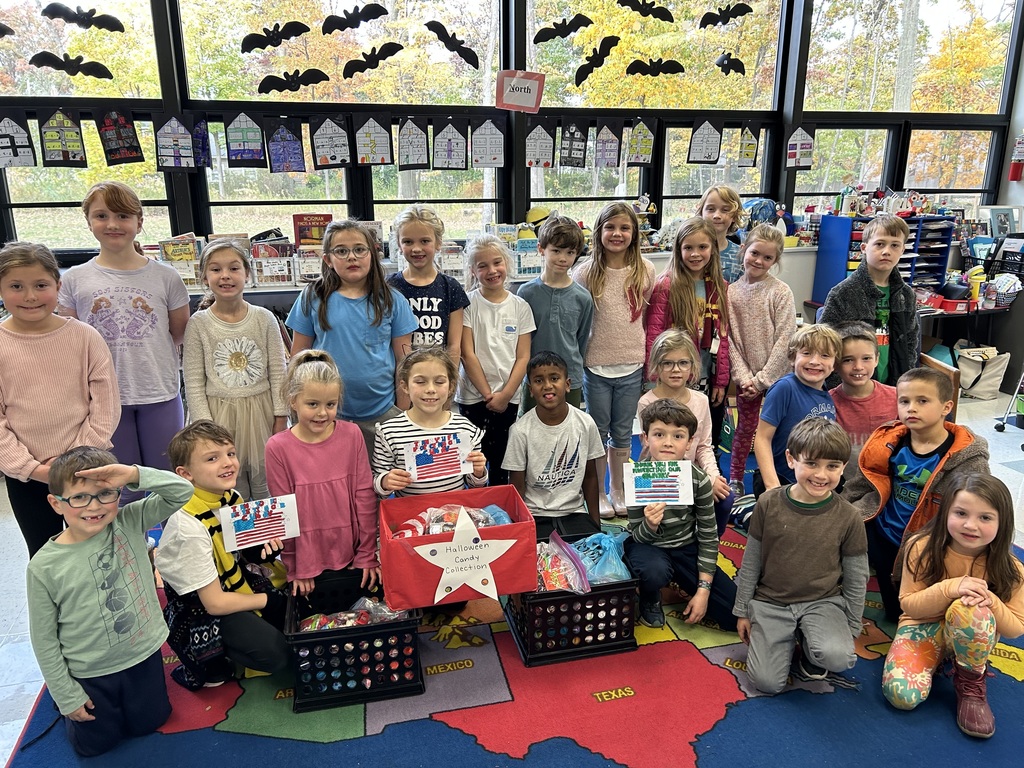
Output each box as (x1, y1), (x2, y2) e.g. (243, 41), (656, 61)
(284, 570), (424, 713)
(503, 579), (639, 666)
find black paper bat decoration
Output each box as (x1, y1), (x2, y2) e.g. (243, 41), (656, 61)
(715, 51), (745, 75)
(342, 42), (403, 79)
(616, 0), (674, 23)
(40, 3), (124, 32)
(0, 22), (14, 37)
(533, 13), (593, 44)
(575, 35), (619, 86)
(626, 57), (685, 76)
(29, 50), (112, 78)
(258, 68), (329, 93)
(322, 3), (388, 35)
(424, 21), (479, 69)
(700, 3), (754, 28)
(241, 21), (310, 53)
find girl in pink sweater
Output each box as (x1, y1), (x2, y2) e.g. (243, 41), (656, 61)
(0, 242), (120, 556)
(724, 225), (795, 495)
(265, 350), (378, 597)
(572, 202), (655, 518)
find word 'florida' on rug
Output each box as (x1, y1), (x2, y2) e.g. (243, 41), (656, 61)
(10, 528), (1024, 768)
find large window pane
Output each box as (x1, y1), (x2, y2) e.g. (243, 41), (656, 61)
(794, 128), (886, 195)
(904, 130), (991, 189)
(179, 0), (499, 105)
(530, 126), (638, 202)
(375, 202), (497, 244)
(13, 206), (171, 249)
(0, 0), (160, 98)
(530, 0), (781, 110)
(806, 0), (1014, 113)
(662, 127), (765, 201)
(208, 203), (349, 240)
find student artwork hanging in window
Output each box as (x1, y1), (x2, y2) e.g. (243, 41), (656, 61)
(192, 114), (212, 168)
(398, 116), (430, 170)
(353, 112), (393, 165)
(38, 108), (86, 168)
(687, 119), (722, 164)
(525, 116), (555, 168)
(153, 114), (196, 172)
(594, 118), (623, 168)
(786, 125), (814, 169)
(433, 118), (468, 170)
(471, 116), (505, 168)
(625, 118), (655, 166)
(224, 111), (267, 168)
(738, 123), (759, 168)
(309, 114), (351, 169)
(0, 110), (37, 168)
(97, 109), (144, 165)
(559, 120), (587, 168)
(265, 117), (306, 173)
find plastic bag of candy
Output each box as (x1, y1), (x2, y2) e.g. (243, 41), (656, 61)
(349, 596), (409, 623)
(570, 532), (631, 584)
(536, 531), (590, 594)
(299, 610), (370, 632)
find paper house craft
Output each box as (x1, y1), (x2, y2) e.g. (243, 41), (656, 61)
(225, 112), (266, 166)
(0, 116), (35, 168)
(398, 118), (429, 169)
(625, 120), (654, 165)
(311, 115), (350, 168)
(525, 123), (554, 168)
(98, 110), (144, 165)
(267, 122), (305, 173)
(155, 116), (195, 169)
(559, 122), (587, 168)
(472, 119), (504, 167)
(433, 121), (467, 170)
(355, 117), (392, 165)
(595, 123), (622, 168)
(40, 109), (86, 166)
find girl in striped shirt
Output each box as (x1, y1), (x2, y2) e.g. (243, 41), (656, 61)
(372, 347), (487, 497)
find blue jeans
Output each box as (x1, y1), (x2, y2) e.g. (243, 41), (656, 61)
(583, 367), (642, 449)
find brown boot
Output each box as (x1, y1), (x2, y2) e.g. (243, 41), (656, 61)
(953, 664), (995, 738)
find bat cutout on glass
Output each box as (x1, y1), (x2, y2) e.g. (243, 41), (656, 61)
(424, 21), (478, 69)
(700, 3), (753, 27)
(533, 14), (592, 44)
(715, 51), (745, 75)
(343, 43), (403, 79)
(322, 3), (388, 34)
(29, 51), (112, 79)
(616, 0), (674, 23)
(241, 21), (310, 53)
(40, 3), (124, 32)
(626, 57), (684, 77)
(258, 68), (329, 94)
(575, 35), (619, 86)
(0, 22), (14, 37)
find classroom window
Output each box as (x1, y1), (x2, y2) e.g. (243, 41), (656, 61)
(904, 130), (992, 190)
(529, 0), (781, 111)
(179, 0), (500, 104)
(805, 0), (1015, 114)
(661, 127), (765, 207)
(530, 125), (638, 204)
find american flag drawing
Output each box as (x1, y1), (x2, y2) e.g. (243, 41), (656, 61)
(219, 495), (298, 551)
(625, 461), (692, 506)
(632, 476), (682, 504)
(406, 434), (468, 481)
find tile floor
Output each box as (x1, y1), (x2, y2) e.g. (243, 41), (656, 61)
(1, 394), (1022, 763)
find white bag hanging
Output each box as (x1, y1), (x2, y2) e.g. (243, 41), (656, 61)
(954, 339), (1011, 400)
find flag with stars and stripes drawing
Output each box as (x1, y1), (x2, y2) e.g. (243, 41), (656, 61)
(403, 433), (472, 482)
(625, 461), (694, 506)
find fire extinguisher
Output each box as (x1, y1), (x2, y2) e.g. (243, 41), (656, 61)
(1010, 132), (1024, 182)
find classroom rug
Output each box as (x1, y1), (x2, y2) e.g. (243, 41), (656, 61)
(8, 531), (1024, 768)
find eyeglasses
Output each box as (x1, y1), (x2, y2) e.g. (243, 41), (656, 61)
(326, 245), (371, 260)
(54, 488), (122, 508)
(659, 359), (692, 370)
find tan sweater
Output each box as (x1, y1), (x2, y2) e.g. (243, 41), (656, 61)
(726, 273), (796, 392)
(0, 318), (120, 481)
(572, 259), (655, 368)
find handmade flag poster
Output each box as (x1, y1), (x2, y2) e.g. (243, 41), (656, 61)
(96, 109), (144, 165)
(594, 118), (623, 168)
(625, 117), (655, 166)
(309, 114), (351, 169)
(39, 108), (86, 168)
(0, 110), (37, 168)
(403, 433), (473, 482)
(265, 116), (306, 173)
(738, 122), (759, 168)
(398, 116), (430, 170)
(433, 117), (468, 170)
(153, 113), (196, 171)
(558, 120), (587, 168)
(688, 119), (722, 164)
(192, 114), (212, 167)
(524, 116), (555, 168)
(625, 461), (694, 507)
(354, 112), (393, 165)
(471, 116), (506, 168)
(224, 111), (266, 168)
(786, 125), (814, 169)
(216, 494), (299, 552)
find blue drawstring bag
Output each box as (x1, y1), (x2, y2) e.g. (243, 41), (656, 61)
(570, 532), (631, 584)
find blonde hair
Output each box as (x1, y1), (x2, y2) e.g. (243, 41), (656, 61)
(282, 349), (343, 419)
(82, 181), (143, 219)
(741, 224), (785, 270)
(696, 185), (746, 234)
(393, 204), (445, 253)
(463, 234), (512, 291)
(197, 238), (251, 310)
(787, 324), (842, 361)
(578, 202), (649, 321)
(648, 328), (701, 385)
(0, 241), (61, 283)
(666, 217), (730, 338)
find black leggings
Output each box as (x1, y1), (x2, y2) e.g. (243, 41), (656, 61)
(5, 474), (63, 557)
(458, 400), (519, 486)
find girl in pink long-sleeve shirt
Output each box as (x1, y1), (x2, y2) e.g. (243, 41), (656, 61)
(0, 242), (120, 556)
(265, 350), (378, 597)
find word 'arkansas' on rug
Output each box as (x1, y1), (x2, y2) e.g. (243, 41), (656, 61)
(11, 528), (1024, 768)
